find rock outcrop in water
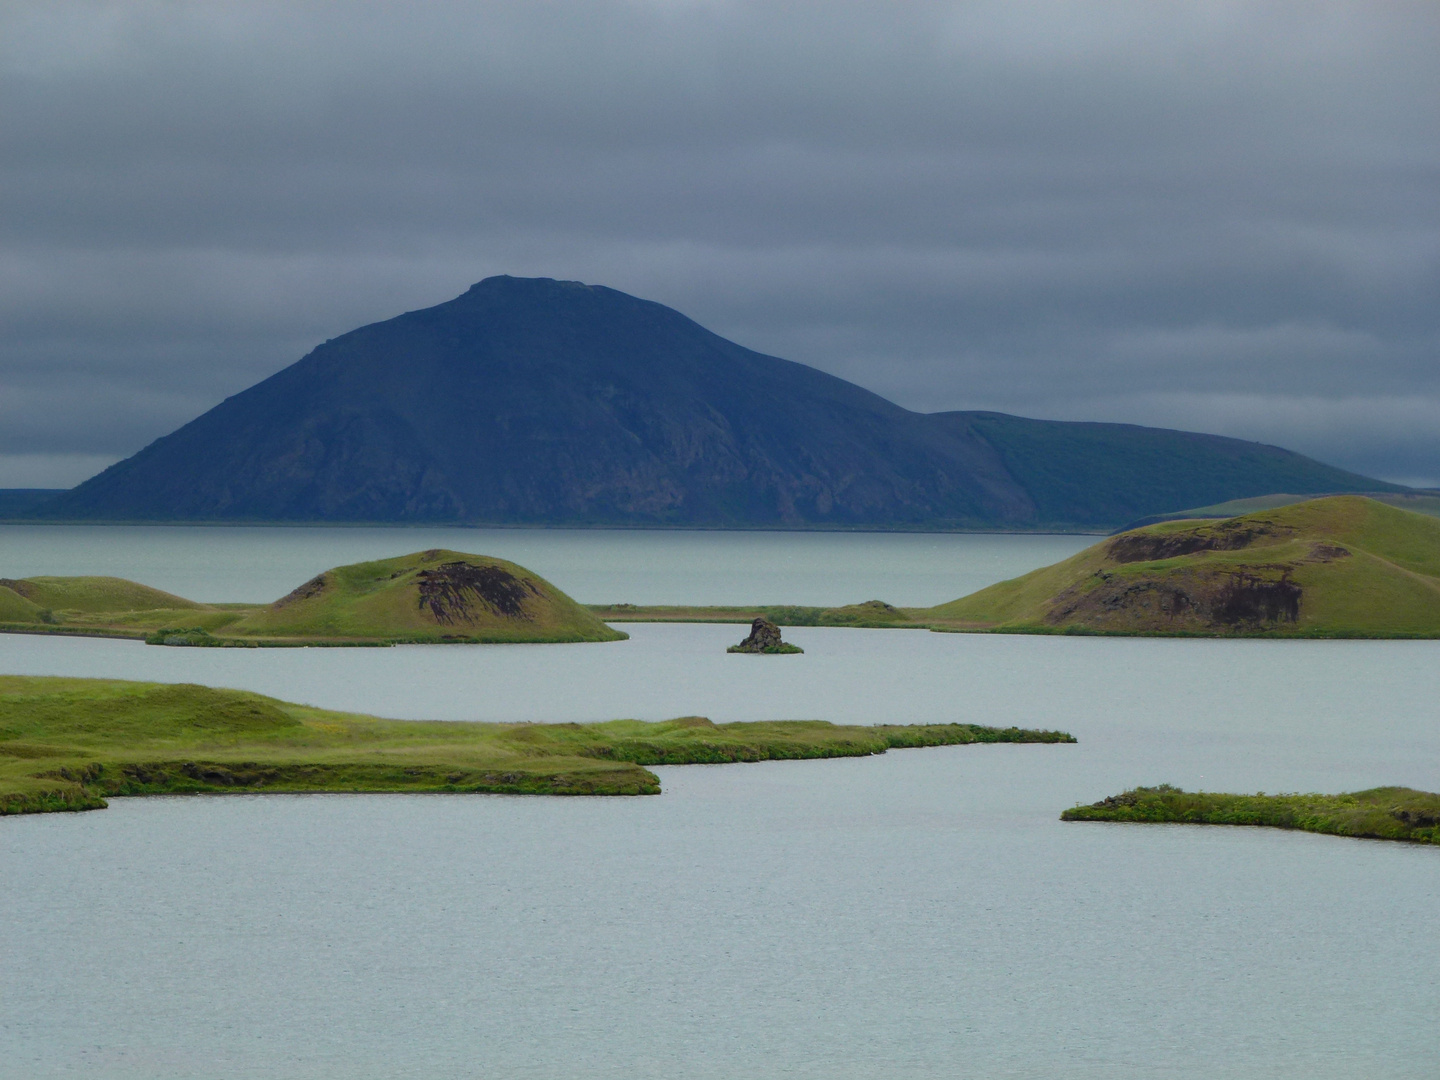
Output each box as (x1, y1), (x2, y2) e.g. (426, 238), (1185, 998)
(728, 617), (803, 654)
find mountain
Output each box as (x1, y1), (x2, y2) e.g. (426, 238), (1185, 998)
(39, 276), (1401, 529)
(929, 496), (1440, 636)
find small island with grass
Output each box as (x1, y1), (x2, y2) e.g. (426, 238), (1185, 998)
(0, 675), (1075, 815)
(1063, 785), (1440, 845)
(0, 549), (625, 646)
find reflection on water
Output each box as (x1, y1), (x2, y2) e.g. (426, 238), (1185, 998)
(1, 528), (1437, 1079)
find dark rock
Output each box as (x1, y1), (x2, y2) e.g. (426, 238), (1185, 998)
(728, 617), (802, 655)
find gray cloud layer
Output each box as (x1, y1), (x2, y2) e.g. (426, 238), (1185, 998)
(3, 1), (1437, 487)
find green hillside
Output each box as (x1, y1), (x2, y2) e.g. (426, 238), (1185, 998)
(928, 496), (1440, 636)
(0, 575), (200, 613)
(1120, 489), (1440, 529)
(0, 675), (1075, 814)
(0, 550), (625, 645)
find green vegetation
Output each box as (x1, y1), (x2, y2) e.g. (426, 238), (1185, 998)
(0, 675), (1075, 815)
(1062, 785), (1440, 845)
(1123, 490), (1440, 529)
(594, 498), (1440, 638)
(591, 600), (919, 629)
(0, 575), (201, 613)
(0, 550), (625, 646)
(927, 496), (1440, 636)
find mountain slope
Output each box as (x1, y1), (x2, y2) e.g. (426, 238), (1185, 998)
(929, 496), (1440, 636)
(41, 277), (1399, 529)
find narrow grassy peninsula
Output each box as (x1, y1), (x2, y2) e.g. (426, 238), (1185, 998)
(1063, 785), (1440, 845)
(0, 676), (1075, 815)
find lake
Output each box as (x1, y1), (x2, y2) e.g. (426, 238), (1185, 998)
(1, 527), (1437, 1080)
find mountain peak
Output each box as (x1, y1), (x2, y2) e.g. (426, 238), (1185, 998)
(38, 280), (1398, 527)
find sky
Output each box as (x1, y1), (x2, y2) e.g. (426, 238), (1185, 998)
(2, 0), (1437, 488)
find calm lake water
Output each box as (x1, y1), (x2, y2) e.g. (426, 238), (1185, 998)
(1, 527), (1438, 1080)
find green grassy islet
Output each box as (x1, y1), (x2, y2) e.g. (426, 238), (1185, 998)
(1062, 784), (1440, 845)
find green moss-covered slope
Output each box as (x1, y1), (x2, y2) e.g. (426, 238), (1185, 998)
(0, 550), (625, 645)
(0, 575), (200, 614)
(222, 549), (623, 643)
(1062, 785), (1440, 845)
(927, 495), (1440, 636)
(0, 675), (1075, 814)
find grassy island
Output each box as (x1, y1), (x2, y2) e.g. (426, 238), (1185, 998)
(0, 675), (1076, 815)
(0, 550), (625, 646)
(1063, 785), (1440, 845)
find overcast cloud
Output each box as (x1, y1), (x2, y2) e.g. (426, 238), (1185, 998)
(2, 0), (1437, 487)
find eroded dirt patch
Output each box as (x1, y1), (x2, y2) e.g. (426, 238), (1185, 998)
(1212, 573), (1301, 624)
(1107, 519), (1289, 564)
(0, 578), (40, 602)
(416, 562), (539, 624)
(275, 572), (329, 607)
(1046, 566), (1302, 631)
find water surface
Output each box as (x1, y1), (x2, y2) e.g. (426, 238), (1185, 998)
(0, 524), (1089, 606)
(1, 527), (1437, 1079)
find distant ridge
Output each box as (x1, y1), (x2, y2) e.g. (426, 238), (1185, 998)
(0, 490), (68, 519)
(37, 276), (1402, 530)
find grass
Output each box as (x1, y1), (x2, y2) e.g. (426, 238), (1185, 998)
(0, 550), (626, 646)
(1062, 785), (1440, 845)
(1126, 490), (1440, 528)
(925, 496), (1440, 637)
(0, 675), (1076, 815)
(589, 601), (915, 627)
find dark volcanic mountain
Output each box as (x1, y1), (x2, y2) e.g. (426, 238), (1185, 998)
(44, 277), (1399, 529)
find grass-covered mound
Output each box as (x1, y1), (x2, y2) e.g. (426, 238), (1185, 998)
(0, 575), (200, 614)
(926, 496), (1440, 636)
(0, 676), (1076, 815)
(0, 550), (625, 645)
(1063, 785), (1440, 845)
(221, 550), (622, 643)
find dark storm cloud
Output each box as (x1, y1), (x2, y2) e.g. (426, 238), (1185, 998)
(2, 1), (1437, 486)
